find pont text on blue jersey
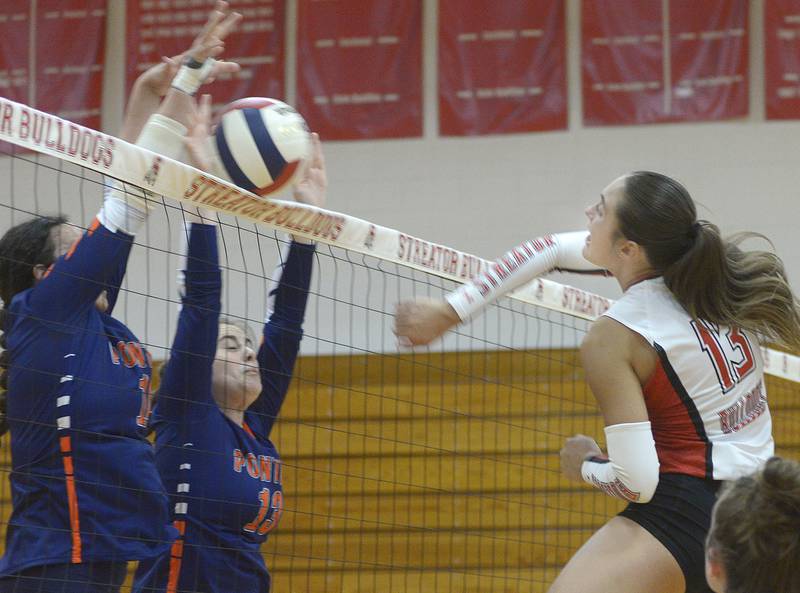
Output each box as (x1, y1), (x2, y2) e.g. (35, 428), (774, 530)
(233, 449), (282, 484)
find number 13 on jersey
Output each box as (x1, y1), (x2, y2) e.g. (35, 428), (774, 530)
(691, 320), (755, 393)
(243, 488), (283, 535)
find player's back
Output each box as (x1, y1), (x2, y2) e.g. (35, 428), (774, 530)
(603, 277), (773, 481)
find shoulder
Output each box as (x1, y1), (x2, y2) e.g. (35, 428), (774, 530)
(582, 315), (640, 358)
(603, 279), (674, 346)
(582, 315), (656, 384)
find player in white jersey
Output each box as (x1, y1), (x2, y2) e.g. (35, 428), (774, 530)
(394, 171), (800, 593)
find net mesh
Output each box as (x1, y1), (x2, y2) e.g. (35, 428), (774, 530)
(0, 125), (798, 593)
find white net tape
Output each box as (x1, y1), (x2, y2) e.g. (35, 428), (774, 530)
(1, 95), (798, 382)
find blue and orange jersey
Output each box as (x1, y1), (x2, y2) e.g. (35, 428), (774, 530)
(133, 224), (314, 593)
(0, 218), (175, 575)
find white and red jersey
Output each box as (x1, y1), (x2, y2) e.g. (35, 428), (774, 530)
(603, 277), (774, 481)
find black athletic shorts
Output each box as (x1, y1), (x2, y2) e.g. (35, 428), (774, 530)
(619, 473), (721, 593)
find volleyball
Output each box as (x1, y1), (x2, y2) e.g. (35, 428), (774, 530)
(210, 97), (311, 197)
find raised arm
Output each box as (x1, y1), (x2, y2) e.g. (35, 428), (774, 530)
(156, 221), (222, 418)
(249, 134), (326, 437)
(394, 231), (603, 346)
(25, 47), (182, 320)
(102, 4), (240, 310)
(251, 240), (315, 437)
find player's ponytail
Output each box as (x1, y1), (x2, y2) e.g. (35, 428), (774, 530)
(0, 215), (67, 435)
(618, 171), (800, 352)
(707, 456), (800, 593)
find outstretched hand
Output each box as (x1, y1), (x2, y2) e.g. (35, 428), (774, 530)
(184, 94), (213, 172)
(186, 0), (242, 65)
(293, 133), (327, 209)
(183, 94), (217, 223)
(393, 298), (461, 347)
(135, 1), (241, 97)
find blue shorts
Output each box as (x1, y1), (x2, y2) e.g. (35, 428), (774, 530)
(0, 562), (127, 593)
(619, 473), (721, 593)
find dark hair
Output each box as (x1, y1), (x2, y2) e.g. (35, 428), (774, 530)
(707, 456), (800, 593)
(618, 171), (800, 351)
(0, 215), (68, 435)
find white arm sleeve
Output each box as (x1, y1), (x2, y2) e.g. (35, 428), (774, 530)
(445, 231), (601, 321)
(136, 113), (188, 163)
(98, 114), (189, 236)
(581, 421), (660, 503)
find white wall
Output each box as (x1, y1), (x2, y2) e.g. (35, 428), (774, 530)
(112, 0), (800, 301)
(3, 0), (797, 356)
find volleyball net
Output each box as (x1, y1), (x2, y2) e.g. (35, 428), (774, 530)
(0, 98), (798, 593)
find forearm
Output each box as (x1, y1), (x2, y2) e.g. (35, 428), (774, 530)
(267, 240), (316, 327)
(446, 231), (595, 321)
(581, 422), (660, 503)
(252, 241), (315, 434)
(119, 79), (163, 143)
(182, 222), (221, 304)
(101, 84), (193, 237)
(159, 223), (221, 412)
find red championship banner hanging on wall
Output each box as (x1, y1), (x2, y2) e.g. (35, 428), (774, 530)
(583, 0), (747, 126)
(765, 0), (800, 119)
(438, 0), (566, 136)
(0, 3), (31, 105)
(126, 0), (285, 105)
(296, 0), (422, 140)
(0, 1), (106, 130)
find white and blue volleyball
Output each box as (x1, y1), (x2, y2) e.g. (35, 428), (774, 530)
(210, 97), (311, 197)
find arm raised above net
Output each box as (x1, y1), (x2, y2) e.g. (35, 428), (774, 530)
(394, 231), (603, 346)
(250, 134), (326, 437)
(157, 222), (221, 419)
(251, 240), (315, 438)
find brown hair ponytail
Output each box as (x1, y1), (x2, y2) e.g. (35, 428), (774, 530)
(618, 172), (800, 352)
(0, 215), (67, 436)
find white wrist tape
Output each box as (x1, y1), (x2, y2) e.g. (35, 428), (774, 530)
(445, 231), (597, 321)
(171, 58), (216, 96)
(98, 179), (150, 236)
(581, 421), (660, 503)
(136, 113), (188, 162)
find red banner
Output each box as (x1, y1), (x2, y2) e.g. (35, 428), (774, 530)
(0, 1), (105, 131)
(125, 0), (285, 106)
(583, 0), (747, 126)
(765, 0), (800, 119)
(0, 3), (31, 105)
(36, 0), (106, 130)
(295, 0), (422, 140)
(438, 0), (566, 136)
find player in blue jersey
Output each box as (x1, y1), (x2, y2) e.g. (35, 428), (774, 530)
(0, 5), (241, 592)
(132, 97), (327, 593)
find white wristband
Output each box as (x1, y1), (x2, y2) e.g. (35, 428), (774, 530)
(98, 179), (150, 236)
(171, 58), (216, 96)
